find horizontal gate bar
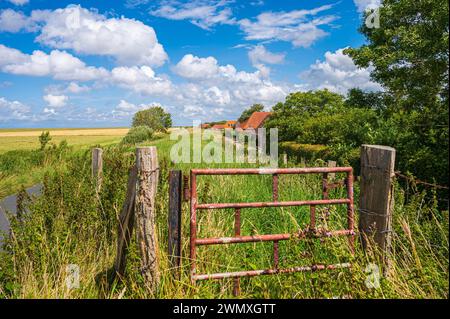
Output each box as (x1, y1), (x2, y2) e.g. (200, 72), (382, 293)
(191, 167), (352, 175)
(193, 263), (351, 280)
(196, 230), (355, 245)
(196, 198), (350, 210)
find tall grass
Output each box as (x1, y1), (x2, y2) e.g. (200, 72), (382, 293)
(0, 134), (447, 298)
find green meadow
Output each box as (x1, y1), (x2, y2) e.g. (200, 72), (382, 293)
(0, 132), (447, 298)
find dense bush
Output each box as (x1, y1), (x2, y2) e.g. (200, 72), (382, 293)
(280, 142), (330, 162)
(121, 126), (153, 145)
(280, 142), (361, 172)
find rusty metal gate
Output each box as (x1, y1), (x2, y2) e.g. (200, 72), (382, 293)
(189, 167), (355, 294)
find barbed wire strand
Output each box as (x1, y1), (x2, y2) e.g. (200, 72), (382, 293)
(394, 171), (448, 190)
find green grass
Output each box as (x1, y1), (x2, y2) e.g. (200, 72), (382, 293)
(0, 133), (448, 299)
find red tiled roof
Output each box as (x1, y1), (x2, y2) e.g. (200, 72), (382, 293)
(211, 124), (227, 129)
(238, 112), (271, 130)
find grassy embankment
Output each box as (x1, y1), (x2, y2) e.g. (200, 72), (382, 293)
(0, 131), (448, 298)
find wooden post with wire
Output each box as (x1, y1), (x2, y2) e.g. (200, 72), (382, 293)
(135, 146), (160, 293)
(168, 169), (182, 277)
(359, 145), (396, 271)
(91, 148), (103, 192)
(327, 160), (337, 180)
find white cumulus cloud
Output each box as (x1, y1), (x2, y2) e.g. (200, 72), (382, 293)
(110, 65), (174, 96)
(0, 9), (49, 32)
(149, 0), (235, 30)
(0, 44), (28, 66)
(0, 45), (109, 81)
(35, 5), (168, 67)
(6, 0), (29, 6)
(248, 45), (285, 65)
(298, 48), (382, 94)
(1, 5), (168, 67)
(43, 94), (69, 108)
(173, 54), (287, 111)
(353, 0), (381, 12)
(0, 9), (31, 32)
(248, 45), (285, 77)
(172, 54), (226, 79)
(0, 97), (31, 121)
(65, 82), (91, 93)
(238, 5), (337, 47)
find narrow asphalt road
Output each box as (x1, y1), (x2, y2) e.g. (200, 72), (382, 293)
(0, 184), (42, 247)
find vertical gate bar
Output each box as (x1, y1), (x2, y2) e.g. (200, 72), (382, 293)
(190, 171), (198, 284)
(234, 208), (241, 236)
(322, 172), (329, 218)
(233, 208), (241, 296)
(274, 241), (279, 270)
(346, 170), (355, 254)
(310, 205), (316, 232)
(272, 173), (279, 201)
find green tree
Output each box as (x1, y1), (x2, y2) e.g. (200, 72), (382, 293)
(345, 0), (448, 112)
(39, 131), (51, 150)
(132, 106), (172, 132)
(238, 104), (264, 122)
(265, 89), (346, 141)
(345, 0), (449, 187)
(344, 88), (389, 113)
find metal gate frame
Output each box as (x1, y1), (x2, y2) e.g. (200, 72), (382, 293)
(189, 167), (355, 294)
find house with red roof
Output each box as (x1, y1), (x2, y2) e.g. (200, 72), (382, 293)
(236, 112), (272, 130)
(211, 124), (227, 130)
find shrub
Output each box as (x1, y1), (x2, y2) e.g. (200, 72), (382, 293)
(121, 126), (153, 145)
(280, 142), (331, 162)
(39, 131), (51, 150)
(279, 142), (361, 172)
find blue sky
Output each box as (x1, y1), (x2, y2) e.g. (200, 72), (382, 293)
(0, 0), (381, 128)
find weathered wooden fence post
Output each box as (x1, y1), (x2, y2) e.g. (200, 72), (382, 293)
(91, 148), (103, 192)
(359, 145), (396, 269)
(327, 160), (336, 180)
(168, 170), (182, 276)
(183, 174), (190, 202)
(115, 165), (137, 277)
(135, 146), (160, 293)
